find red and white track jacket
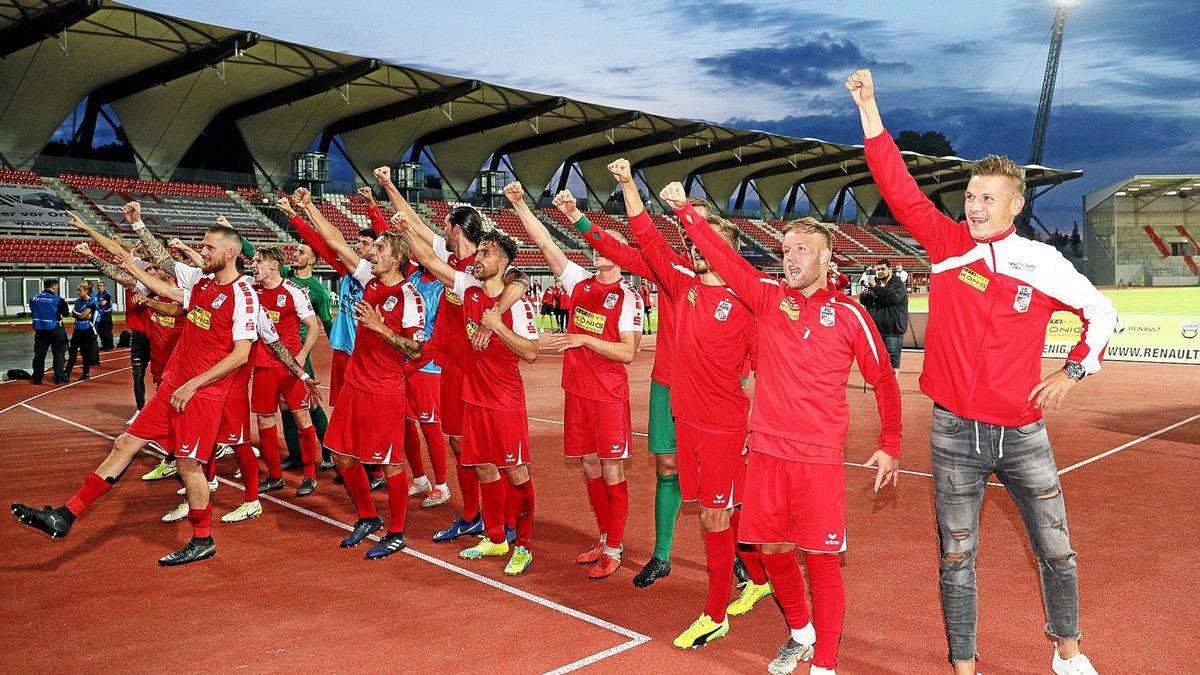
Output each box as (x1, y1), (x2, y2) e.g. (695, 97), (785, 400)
(865, 131), (1120, 427)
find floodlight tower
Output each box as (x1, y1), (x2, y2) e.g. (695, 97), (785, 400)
(1019, 0), (1080, 238)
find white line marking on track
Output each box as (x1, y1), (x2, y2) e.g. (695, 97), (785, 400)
(10, 402), (651, 673)
(0, 366), (132, 416)
(1057, 413), (1200, 475)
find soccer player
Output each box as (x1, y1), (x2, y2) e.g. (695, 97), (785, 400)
(849, 68), (1118, 675)
(508, 181), (642, 579)
(664, 181), (902, 675)
(247, 246), (323, 497)
(401, 261), (451, 507)
(373, 166), (529, 543)
(400, 213), (538, 576)
(582, 158), (769, 644)
(309, 204), (426, 560)
(11, 203), (260, 566)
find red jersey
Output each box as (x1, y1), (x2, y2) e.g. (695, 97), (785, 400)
(146, 290), (183, 367)
(431, 235), (477, 374)
(571, 210), (685, 388)
(124, 287), (150, 333)
(677, 203), (901, 462)
(344, 259), (425, 395)
(253, 278), (315, 368)
(827, 272), (850, 295)
(454, 272), (538, 413)
(558, 261), (643, 403)
(541, 287), (557, 307)
(163, 264), (259, 401)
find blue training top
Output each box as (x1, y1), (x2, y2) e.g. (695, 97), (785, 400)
(329, 272), (365, 354)
(407, 269), (443, 374)
(73, 296), (99, 331)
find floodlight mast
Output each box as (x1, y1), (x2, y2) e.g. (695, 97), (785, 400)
(1019, 0), (1079, 238)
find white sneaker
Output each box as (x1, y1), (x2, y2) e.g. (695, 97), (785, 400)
(221, 500), (263, 523)
(177, 479), (218, 495)
(161, 502), (189, 522)
(214, 444), (233, 460)
(422, 485), (451, 508)
(126, 409), (140, 425)
(408, 477), (432, 497)
(1052, 647), (1098, 675)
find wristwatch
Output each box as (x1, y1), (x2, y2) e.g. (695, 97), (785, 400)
(1063, 360), (1086, 381)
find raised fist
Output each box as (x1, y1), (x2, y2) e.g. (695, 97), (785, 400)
(122, 201), (141, 224)
(552, 189), (577, 215)
(66, 212), (88, 230)
(659, 182), (688, 210)
(607, 158), (633, 184)
(502, 181), (525, 205)
(168, 238), (184, 249)
(73, 242), (92, 257)
(388, 210), (409, 233)
(292, 187), (312, 208)
(373, 166), (391, 184)
(215, 215), (231, 228)
(357, 186), (376, 206)
(845, 69), (874, 108)
(276, 197), (296, 217)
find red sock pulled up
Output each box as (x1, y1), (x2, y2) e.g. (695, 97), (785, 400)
(703, 527), (736, 622)
(384, 469), (410, 533)
(65, 473), (112, 516)
(604, 480), (629, 550)
(188, 504), (213, 538)
(805, 553), (845, 669)
(585, 476), (609, 539)
(298, 425), (320, 479)
(761, 550), (811, 629)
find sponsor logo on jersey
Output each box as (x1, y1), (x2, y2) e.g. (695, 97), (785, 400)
(445, 289), (462, 305)
(187, 307), (212, 330)
(603, 292), (619, 310)
(1013, 285), (1032, 313)
(573, 307), (607, 334)
(687, 287), (698, 306)
(465, 318), (478, 339)
(212, 293), (227, 309)
(825, 531), (842, 546)
(715, 298), (732, 321)
(383, 295), (399, 312)
(266, 309), (281, 324)
(958, 266), (990, 292)
(820, 305), (836, 327)
(779, 297), (800, 321)
(277, 292), (287, 305)
(151, 313), (176, 328)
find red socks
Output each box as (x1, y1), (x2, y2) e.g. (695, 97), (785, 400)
(340, 462), (378, 519)
(456, 457), (481, 521)
(259, 425), (282, 479)
(730, 508), (769, 585)
(479, 478), (507, 544)
(66, 473), (112, 516)
(384, 470), (410, 534)
(805, 553), (845, 669)
(585, 476), (609, 539)
(403, 419), (427, 479)
(422, 422), (448, 485)
(298, 425), (319, 479)
(703, 528), (736, 622)
(761, 550), (812, 629)
(511, 479), (535, 549)
(504, 480), (518, 530)
(188, 504), (213, 538)
(233, 444), (259, 501)
(604, 480), (629, 550)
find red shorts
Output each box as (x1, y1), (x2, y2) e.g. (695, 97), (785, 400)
(676, 421), (747, 510)
(460, 403), (530, 469)
(251, 366), (309, 414)
(324, 382), (407, 465)
(440, 366), (465, 436)
(125, 381), (223, 464)
(217, 396), (251, 445)
(329, 349), (351, 407)
(738, 451), (846, 553)
(563, 392), (631, 460)
(149, 357), (166, 387)
(405, 370), (441, 423)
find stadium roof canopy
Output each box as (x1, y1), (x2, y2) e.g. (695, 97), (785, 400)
(0, 0), (1083, 216)
(1084, 175), (1200, 212)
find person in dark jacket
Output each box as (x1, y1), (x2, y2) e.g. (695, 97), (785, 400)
(29, 278), (70, 384)
(95, 281), (114, 351)
(859, 259), (908, 375)
(64, 281), (100, 381)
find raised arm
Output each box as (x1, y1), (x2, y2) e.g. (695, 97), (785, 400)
(393, 212), (456, 286)
(608, 159), (690, 282)
(66, 212), (126, 256)
(357, 186), (390, 234)
(134, 293), (186, 317)
(375, 166), (435, 244)
(278, 197), (350, 276)
(662, 182), (773, 314)
(75, 242), (138, 289)
(167, 237), (204, 268)
(122, 201), (182, 279)
(504, 181), (568, 276)
(115, 249), (185, 304)
(553, 187), (654, 280)
(295, 188), (361, 271)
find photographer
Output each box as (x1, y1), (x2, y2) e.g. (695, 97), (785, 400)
(858, 259), (908, 375)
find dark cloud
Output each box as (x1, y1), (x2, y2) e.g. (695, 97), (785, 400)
(935, 40), (996, 55)
(1006, 0), (1200, 65)
(697, 34), (911, 91)
(1110, 71), (1200, 102)
(604, 66), (637, 75)
(663, 0), (888, 37)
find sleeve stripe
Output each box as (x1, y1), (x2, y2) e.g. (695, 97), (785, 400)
(831, 298), (880, 365)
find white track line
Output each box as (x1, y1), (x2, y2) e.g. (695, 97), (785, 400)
(1057, 413), (1200, 475)
(11, 402), (651, 673)
(0, 366), (131, 415)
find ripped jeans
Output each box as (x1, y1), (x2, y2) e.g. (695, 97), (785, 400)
(931, 405), (1079, 663)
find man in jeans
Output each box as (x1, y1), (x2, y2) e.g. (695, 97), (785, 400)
(859, 259), (908, 375)
(849, 68), (1119, 675)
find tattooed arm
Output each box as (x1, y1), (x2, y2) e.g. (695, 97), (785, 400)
(355, 300), (423, 359)
(75, 243), (138, 290)
(122, 201), (179, 279)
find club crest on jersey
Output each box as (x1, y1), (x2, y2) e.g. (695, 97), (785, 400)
(1013, 285), (1032, 313)
(820, 305), (836, 327)
(603, 292), (619, 310)
(715, 298), (732, 321)
(413, 329), (426, 342)
(212, 293), (227, 309)
(383, 295), (399, 312)
(277, 292), (287, 305)
(779, 296), (800, 321)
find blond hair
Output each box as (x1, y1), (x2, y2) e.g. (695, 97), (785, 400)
(256, 246), (287, 267)
(780, 217), (832, 252)
(971, 155), (1026, 193)
(706, 215), (741, 249)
